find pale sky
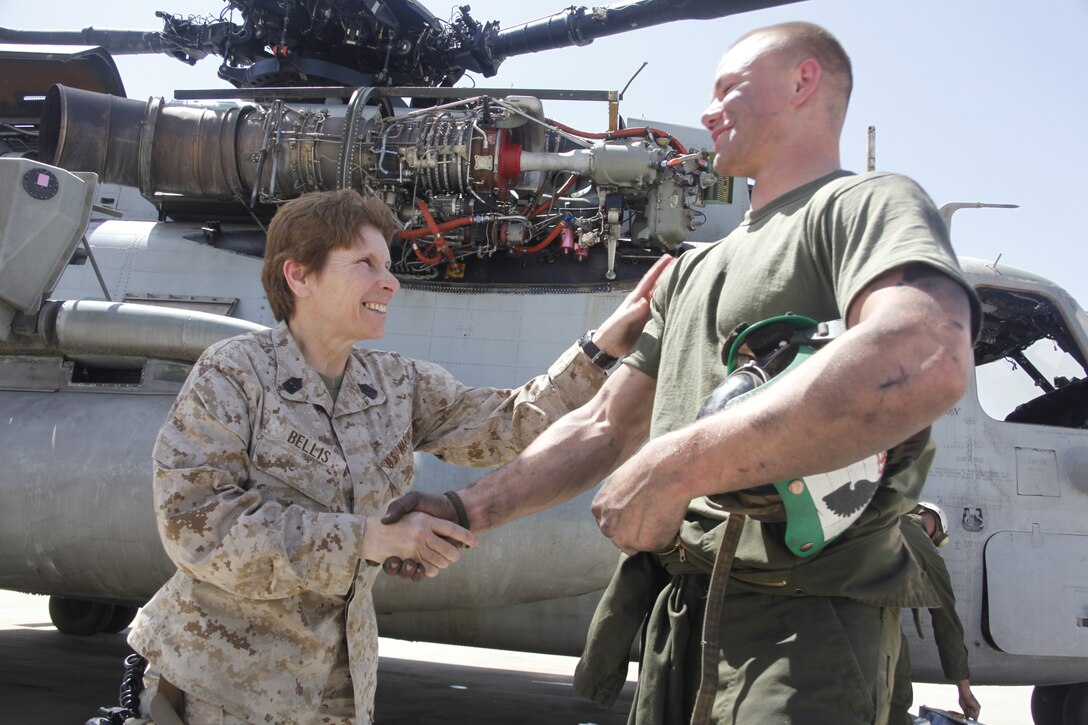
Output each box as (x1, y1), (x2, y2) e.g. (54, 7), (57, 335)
(3, 0), (1086, 306)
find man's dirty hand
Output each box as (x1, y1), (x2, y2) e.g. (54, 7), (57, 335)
(380, 491), (459, 581)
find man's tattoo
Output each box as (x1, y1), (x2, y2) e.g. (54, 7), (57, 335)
(878, 368), (909, 390)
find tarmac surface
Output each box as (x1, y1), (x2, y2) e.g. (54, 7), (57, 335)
(0, 590), (1034, 724)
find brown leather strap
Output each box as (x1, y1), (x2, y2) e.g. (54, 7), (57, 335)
(689, 513), (746, 725)
(443, 490), (471, 531)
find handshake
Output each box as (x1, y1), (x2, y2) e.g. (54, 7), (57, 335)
(364, 491), (472, 582)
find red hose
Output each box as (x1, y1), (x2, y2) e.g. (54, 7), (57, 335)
(548, 121), (688, 154)
(397, 215), (474, 240)
(529, 174), (578, 219)
(411, 242), (443, 265)
(550, 120), (608, 139)
(610, 127), (688, 154)
(408, 200), (455, 263)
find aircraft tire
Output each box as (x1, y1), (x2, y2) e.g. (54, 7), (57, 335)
(48, 596), (115, 636)
(1031, 683), (1071, 725)
(102, 605), (139, 633)
(1061, 682), (1088, 725)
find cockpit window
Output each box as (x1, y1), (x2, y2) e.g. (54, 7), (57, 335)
(973, 287), (1088, 428)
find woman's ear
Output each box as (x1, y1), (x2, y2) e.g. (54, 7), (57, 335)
(283, 258), (312, 299)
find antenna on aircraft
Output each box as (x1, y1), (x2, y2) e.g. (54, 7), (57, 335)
(867, 126), (876, 172)
(938, 202), (1019, 238)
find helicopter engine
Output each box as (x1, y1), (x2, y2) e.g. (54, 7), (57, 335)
(41, 84), (718, 281)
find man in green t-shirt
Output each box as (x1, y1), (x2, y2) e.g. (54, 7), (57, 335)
(385, 20), (978, 725)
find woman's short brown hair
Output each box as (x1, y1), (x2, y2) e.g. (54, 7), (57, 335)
(261, 189), (399, 321)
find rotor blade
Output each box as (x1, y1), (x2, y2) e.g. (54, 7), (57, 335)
(487, 0), (804, 61)
(0, 27), (180, 56)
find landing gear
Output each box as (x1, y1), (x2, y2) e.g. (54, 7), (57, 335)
(1031, 682), (1088, 725)
(48, 596), (138, 635)
(102, 605), (139, 633)
(1062, 683), (1088, 725)
(48, 596), (115, 635)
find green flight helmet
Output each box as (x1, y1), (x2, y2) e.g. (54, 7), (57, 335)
(696, 315), (886, 558)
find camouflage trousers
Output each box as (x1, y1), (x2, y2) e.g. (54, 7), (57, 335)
(183, 693), (353, 725)
(140, 667), (354, 725)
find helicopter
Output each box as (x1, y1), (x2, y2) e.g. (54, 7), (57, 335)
(0, 2), (1086, 723)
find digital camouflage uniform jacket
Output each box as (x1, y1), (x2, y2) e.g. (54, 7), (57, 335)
(128, 321), (606, 724)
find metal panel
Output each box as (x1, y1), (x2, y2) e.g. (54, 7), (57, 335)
(1016, 446), (1062, 496)
(0, 354), (67, 391)
(121, 293), (238, 317)
(0, 159), (95, 318)
(984, 529), (1088, 657)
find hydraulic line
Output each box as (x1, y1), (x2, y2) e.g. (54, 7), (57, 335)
(410, 200), (454, 264)
(515, 219), (566, 254)
(548, 120), (688, 154)
(397, 215), (475, 240)
(529, 174), (578, 219)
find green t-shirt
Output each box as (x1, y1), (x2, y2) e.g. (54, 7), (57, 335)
(625, 170), (978, 606)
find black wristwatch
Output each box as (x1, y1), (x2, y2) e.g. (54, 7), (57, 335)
(579, 330), (619, 370)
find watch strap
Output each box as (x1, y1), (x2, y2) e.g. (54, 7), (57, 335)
(579, 330), (619, 370)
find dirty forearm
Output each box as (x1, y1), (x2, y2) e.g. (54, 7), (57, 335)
(662, 274), (974, 500)
(459, 367), (654, 532)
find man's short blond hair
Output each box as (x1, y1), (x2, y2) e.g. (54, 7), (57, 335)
(736, 22), (853, 114)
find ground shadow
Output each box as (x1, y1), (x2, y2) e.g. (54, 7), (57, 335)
(0, 627), (634, 724)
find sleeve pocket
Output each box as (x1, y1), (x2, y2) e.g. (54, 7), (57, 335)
(377, 425), (415, 500)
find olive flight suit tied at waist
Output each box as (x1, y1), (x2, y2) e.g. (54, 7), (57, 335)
(574, 511), (941, 713)
(572, 533), (721, 709)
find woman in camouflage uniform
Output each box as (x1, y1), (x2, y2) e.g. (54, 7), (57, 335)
(127, 189), (669, 724)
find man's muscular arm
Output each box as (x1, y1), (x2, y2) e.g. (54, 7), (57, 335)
(380, 257), (675, 580)
(593, 263), (974, 553)
(460, 365), (655, 532)
(383, 365), (654, 528)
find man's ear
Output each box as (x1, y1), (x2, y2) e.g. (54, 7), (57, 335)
(792, 58), (822, 106)
(283, 259), (312, 299)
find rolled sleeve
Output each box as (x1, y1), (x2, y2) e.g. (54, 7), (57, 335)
(410, 342), (606, 467)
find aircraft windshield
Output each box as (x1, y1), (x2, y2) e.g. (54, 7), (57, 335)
(973, 286), (1088, 427)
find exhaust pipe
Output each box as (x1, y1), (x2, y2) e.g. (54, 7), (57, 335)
(41, 84), (254, 201)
